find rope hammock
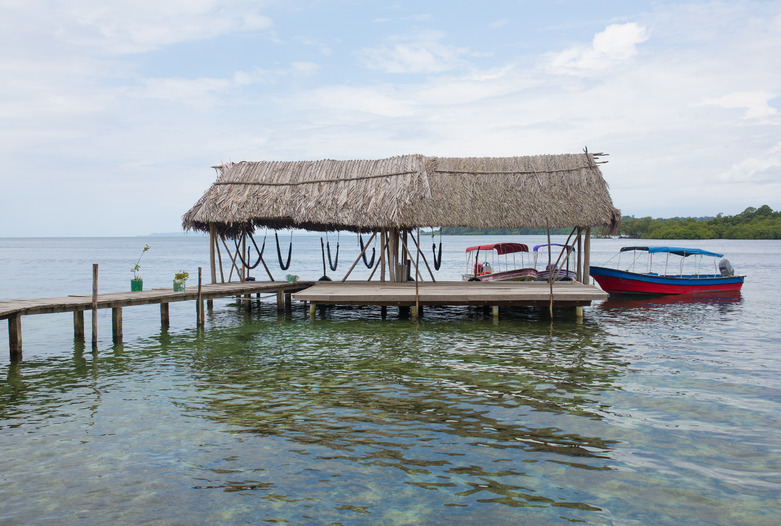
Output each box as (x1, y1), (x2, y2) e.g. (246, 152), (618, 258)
(359, 233), (376, 269)
(432, 230), (443, 271)
(275, 231), (292, 270)
(233, 230), (265, 270)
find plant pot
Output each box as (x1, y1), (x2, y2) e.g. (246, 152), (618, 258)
(131, 278), (143, 291)
(173, 279), (186, 292)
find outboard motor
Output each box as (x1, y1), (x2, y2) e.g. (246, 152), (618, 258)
(719, 258), (734, 277)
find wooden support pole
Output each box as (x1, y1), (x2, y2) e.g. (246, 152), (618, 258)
(277, 290), (285, 313)
(112, 307), (123, 343)
(9, 313), (22, 360)
(161, 302), (170, 329)
(309, 303), (316, 319)
(380, 229), (387, 282)
(584, 227), (591, 285)
(197, 267), (204, 329)
(576, 227), (583, 282)
(285, 293), (292, 313)
(492, 305), (499, 319)
(408, 230), (437, 282)
(210, 224), (217, 284)
(341, 230), (378, 282)
(92, 264), (98, 348)
(74, 310), (84, 341)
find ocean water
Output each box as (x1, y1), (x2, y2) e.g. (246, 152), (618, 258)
(1, 235), (780, 525)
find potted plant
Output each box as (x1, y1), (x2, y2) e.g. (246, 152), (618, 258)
(173, 270), (189, 292)
(131, 244), (150, 291)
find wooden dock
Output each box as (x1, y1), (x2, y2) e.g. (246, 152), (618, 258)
(3, 279), (607, 360)
(1, 281), (314, 359)
(295, 280), (607, 308)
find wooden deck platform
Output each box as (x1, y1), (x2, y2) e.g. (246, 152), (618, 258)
(0, 281), (313, 320)
(293, 280), (607, 308)
(3, 279), (607, 359)
(1, 281), (314, 359)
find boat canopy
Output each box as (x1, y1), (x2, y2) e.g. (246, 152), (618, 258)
(533, 243), (575, 252)
(619, 246), (724, 258)
(465, 242), (529, 255)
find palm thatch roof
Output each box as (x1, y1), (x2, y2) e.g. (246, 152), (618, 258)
(182, 152), (621, 235)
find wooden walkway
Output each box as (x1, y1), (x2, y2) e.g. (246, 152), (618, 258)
(3, 280), (607, 359)
(294, 281), (607, 308)
(1, 281), (314, 359)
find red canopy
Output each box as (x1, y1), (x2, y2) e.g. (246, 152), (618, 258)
(465, 242), (529, 255)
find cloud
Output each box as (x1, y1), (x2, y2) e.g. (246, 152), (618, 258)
(355, 31), (469, 73)
(3, 0), (272, 56)
(547, 23), (650, 75)
(720, 143), (781, 184)
(699, 91), (779, 121)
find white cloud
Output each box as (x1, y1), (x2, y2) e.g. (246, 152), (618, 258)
(547, 23), (650, 75)
(699, 92), (779, 121)
(355, 31), (469, 73)
(2, 0), (272, 56)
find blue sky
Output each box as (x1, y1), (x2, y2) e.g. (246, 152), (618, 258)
(1, 0), (779, 236)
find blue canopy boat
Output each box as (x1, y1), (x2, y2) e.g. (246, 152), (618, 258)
(589, 246), (745, 295)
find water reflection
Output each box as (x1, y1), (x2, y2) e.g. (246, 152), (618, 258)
(178, 311), (626, 513)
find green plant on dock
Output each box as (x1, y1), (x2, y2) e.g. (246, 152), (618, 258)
(131, 244), (150, 280)
(174, 270), (189, 282)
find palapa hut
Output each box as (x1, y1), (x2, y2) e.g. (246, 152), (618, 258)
(183, 152), (620, 284)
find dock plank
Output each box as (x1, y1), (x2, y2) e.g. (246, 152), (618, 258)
(293, 281), (607, 307)
(0, 281), (315, 319)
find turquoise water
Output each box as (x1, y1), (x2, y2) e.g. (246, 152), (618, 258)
(1, 236), (780, 524)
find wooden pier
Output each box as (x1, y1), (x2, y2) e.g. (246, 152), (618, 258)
(295, 280), (607, 318)
(1, 280), (313, 360)
(2, 279), (607, 360)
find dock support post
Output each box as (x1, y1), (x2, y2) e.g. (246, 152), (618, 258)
(381, 306), (387, 319)
(74, 310), (84, 341)
(112, 307), (123, 343)
(411, 305), (418, 321)
(197, 267), (204, 329)
(575, 306), (584, 320)
(285, 293), (292, 313)
(492, 306), (499, 319)
(309, 303), (316, 319)
(9, 313), (22, 360)
(92, 263), (98, 349)
(277, 290), (284, 313)
(161, 302), (170, 330)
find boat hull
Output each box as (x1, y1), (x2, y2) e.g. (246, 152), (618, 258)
(462, 268), (538, 282)
(589, 266), (744, 295)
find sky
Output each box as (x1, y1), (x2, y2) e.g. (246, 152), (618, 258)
(1, 0), (779, 237)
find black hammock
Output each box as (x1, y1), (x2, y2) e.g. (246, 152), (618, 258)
(234, 232), (265, 270)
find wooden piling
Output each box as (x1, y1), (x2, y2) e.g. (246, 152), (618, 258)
(74, 310), (84, 340)
(9, 313), (21, 359)
(197, 267), (204, 329)
(161, 302), (170, 329)
(92, 264), (98, 348)
(112, 307), (123, 343)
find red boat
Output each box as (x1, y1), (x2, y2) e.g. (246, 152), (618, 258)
(589, 246), (745, 295)
(462, 242), (538, 282)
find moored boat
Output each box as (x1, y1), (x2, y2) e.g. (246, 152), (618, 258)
(589, 246), (745, 295)
(533, 243), (577, 281)
(462, 242), (538, 282)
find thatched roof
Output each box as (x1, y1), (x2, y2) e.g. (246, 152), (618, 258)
(182, 152), (621, 235)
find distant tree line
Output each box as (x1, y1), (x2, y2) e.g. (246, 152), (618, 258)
(616, 205), (781, 239)
(429, 205), (781, 239)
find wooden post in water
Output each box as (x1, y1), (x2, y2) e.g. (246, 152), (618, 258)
(197, 267), (204, 329)
(112, 307), (122, 343)
(92, 264), (98, 348)
(74, 310), (84, 341)
(161, 302), (170, 330)
(9, 313), (22, 360)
